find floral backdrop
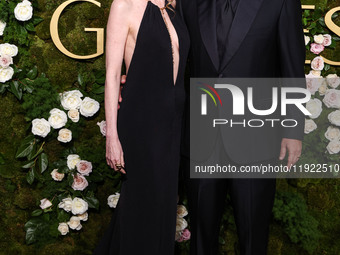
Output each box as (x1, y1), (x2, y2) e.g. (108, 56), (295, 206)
(0, 0), (339, 254)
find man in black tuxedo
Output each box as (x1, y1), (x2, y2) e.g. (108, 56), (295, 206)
(177, 0), (306, 254)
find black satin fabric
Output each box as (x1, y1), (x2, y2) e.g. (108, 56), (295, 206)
(93, 1), (190, 254)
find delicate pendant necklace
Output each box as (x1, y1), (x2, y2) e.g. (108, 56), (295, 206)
(160, 5), (175, 65)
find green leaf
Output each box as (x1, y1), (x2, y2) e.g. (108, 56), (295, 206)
(78, 73), (84, 87)
(16, 142), (34, 158)
(31, 209), (43, 217)
(0, 83), (8, 93)
(24, 218), (45, 245)
(39, 153), (48, 173)
(10, 80), (22, 100)
(27, 168), (35, 185)
(57, 209), (69, 222)
(25, 22), (35, 32)
(95, 70), (106, 84)
(28, 145), (43, 161)
(27, 66), (38, 80)
(25, 224), (37, 244)
(32, 16), (44, 25)
(92, 85), (105, 94)
(84, 196), (100, 210)
(22, 161), (35, 169)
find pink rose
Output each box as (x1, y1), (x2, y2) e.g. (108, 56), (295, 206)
(71, 174), (88, 191)
(182, 229), (191, 241)
(310, 43), (324, 55)
(311, 56), (324, 71)
(0, 54), (13, 68)
(323, 89), (340, 108)
(322, 34), (332, 46)
(177, 236), (184, 242)
(76, 160), (92, 176)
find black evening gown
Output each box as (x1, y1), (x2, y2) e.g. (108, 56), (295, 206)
(93, 1), (190, 254)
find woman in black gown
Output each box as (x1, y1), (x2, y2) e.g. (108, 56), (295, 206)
(94, 0), (190, 254)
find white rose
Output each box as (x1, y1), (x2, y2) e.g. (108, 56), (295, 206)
(14, 0), (33, 21)
(325, 126), (340, 141)
(40, 198), (52, 209)
(326, 74), (340, 89)
(71, 197), (88, 215)
(48, 108), (68, 129)
(0, 20), (6, 36)
(57, 128), (72, 143)
(328, 110), (340, 126)
(51, 169), (65, 181)
(58, 197), (73, 212)
(175, 230), (182, 241)
(318, 81), (328, 96)
(80, 97), (100, 117)
(107, 193), (120, 208)
(0, 43), (18, 57)
(310, 70), (321, 77)
(323, 89), (340, 108)
(322, 34), (332, 47)
(313, 34), (324, 44)
(177, 205), (188, 218)
(0, 66), (14, 83)
(176, 217), (188, 232)
(77, 212), (88, 221)
(0, 55), (13, 68)
(306, 98), (323, 119)
(60, 90), (83, 110)
(304, 35), (310, 45)
(58, 222), (69, 235)
(311, 56), (324, 71)
(304, 119), (317, 134)
(67, 109), (80, 122)
(305, 73), (324, 95)
(97, 120), (106, 136)
(67, 154), (81, 169)
(67, 216), (82, 230)
(326, 140), (340, 154)
(31, 118), (51, 138)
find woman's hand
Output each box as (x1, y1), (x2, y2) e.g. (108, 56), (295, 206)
(106, 136), (126, 174)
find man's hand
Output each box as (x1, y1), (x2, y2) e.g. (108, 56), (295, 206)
(118, 75), (126, 109)
(279, 138), (302, 169)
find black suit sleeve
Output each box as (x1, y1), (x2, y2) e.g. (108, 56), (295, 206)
(277, 0), (306, 141)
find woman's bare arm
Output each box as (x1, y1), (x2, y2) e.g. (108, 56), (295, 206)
(105, 0), (131, 173)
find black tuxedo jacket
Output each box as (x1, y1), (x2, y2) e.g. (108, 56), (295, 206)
(178, 0), (306, 164)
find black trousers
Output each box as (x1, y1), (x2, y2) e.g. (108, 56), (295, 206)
(181, 155), (277, 255)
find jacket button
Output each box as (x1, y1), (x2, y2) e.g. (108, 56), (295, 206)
(219, 73), (223, 78)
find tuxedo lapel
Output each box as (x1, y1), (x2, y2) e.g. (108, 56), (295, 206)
(219, 0), (265, 72)
(197, 0), (219, 72)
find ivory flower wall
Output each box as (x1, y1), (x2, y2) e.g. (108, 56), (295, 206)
(0, 0), (339, 254)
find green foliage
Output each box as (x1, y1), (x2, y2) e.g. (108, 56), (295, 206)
(273, 191), (322, 254)
(21, 73), (60, 120)
(0, 0), (43, 46)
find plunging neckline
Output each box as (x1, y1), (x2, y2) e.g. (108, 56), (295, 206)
(148, 1), (180, 87)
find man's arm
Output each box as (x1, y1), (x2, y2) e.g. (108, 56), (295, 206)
(277, 0), (306, 167)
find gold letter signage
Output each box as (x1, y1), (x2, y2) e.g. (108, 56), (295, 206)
(50, 0), (104, 59)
